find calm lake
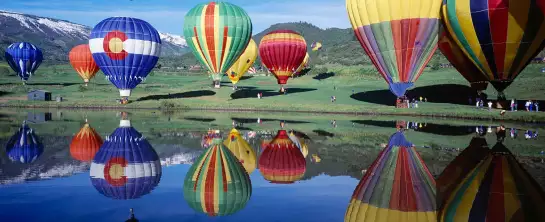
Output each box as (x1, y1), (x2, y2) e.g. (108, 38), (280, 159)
(1, 109), (544, 222)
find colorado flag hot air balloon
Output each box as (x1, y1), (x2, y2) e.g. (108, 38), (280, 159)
(227, 39), (258, 88)
(5, 42), (43, 84)
(184, 138), (251, 216)
(70, 120), (103, 162)
(69, 44), (100, 86)
(5, 121), (44, 164)
(90, 119), (161, 200)
(442, 0), (545, 100)
(346, 0), (441, 102)
(89, 17), (161, 103)
(345, 131), (436, 222)
(258, 130), (306, 184)
(259, 30), (307, 87)
(184, 2), (252, 89)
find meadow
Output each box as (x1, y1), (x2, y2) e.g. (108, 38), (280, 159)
(1, 62), (545, 122)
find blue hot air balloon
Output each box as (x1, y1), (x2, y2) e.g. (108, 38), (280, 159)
(5, 121), (44, 163)
(89, 17), (161, 103)
(5, 42), (43, 84)
(90, 119), (161, 200)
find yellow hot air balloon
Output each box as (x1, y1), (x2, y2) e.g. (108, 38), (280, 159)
(224, 128), (257, 174)
(227, 39), (258, 87)
(294, 53), (309, 75)
(289, 131), (308, 158)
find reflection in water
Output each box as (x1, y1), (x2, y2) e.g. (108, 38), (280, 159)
(5, 121), (44, 164)
(439, 142), (545, 221)
(201, 129), (220, 149)
(69, 120), (103, 162)
(259, 130), (306, 184)
(224, 128), (257, 174)
(89, 119), (162, 200)
(183, 138), (251, 216)
(345, 130), (436, 222)
(436, 137), (490, 208)
(289, 131), (309, 158)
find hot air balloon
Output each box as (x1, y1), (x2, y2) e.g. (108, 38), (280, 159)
(311, 42), (322, 51)
(90, 119), (162, 199)
(89, 17), (161, 104)
(183, 138), (251, 216)
(259, 30), (307, 88)
(69, 44), (100, 86)
(183, 2), (252, 89)
(5, 42), (43, 84)
(227, 39), (258, 89)
(438, 25), (489, 92)
(442, 0), (545, 100)
(294, 53), (310, 76)
(346, 0), (441, 104)
(288, 131), (308, 158)
(345, 131), (436, 222)
(5, 121), (44, 164)
(258, 130), (306, 184)
(223, 128), (257, 174)
(70, 121), (103, 162)
(439, 142), (545, 221)
(436, 137), (490, 208)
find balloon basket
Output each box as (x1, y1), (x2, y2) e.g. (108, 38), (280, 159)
(214, 81), (221, 89)
(120, 97), (129, 105)
(396, 98), (408, 108)
(495, 100), (509, 109)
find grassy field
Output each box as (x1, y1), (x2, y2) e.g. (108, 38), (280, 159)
(1, 63), (545, 122)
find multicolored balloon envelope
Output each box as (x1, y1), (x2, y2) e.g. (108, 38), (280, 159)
(70, 122), (103, 162)
(5, 121), (44, 164)
(89, 17), (161, 100)
(346, 0), (441, 98)
(183, 139), (251, 216)
(441, 0), (545, 99)
(440, 142), (545, 221)
(259, 30), (307, 85)
(311, 42), (322, 51)
(5, 42), (43, 84)
(345, 131), (436, 222)
(69, 44), (100, 85)
(90, 119), (161, 200)
(201, 130), (221, 149)
(258, 130), (306, 184)
(227, 39), (258, 85)
(436, 137), (490, 208)
(223, 128), (257, 174)
(184, 1), (252, 87)
(438, 25), (489, 91)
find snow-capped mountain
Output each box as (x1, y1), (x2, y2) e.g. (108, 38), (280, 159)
(0, 10), (188, 61)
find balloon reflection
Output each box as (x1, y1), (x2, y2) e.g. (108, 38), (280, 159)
(259, 130), (306, 184)
(439, 141), (545, 221)
(183, 138), (251, 216)
(345, 130), (436, 222)
(224, 128), (257, 174)
(70, 120), (103, 162)
(5, 121), (44, 164)
(90, 118), (161, 200)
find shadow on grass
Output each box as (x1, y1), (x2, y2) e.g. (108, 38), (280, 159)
(350, 84), (482, 106)
(351, 120), (395, 128)
(313, 72), (335, 80)
(136, 90), (216, 102)
(352, 120), (474, 136)
(0, 91), (12, 97)
(313, 129), (335, 137)
(230, 88), (317, 100)
(231, 117), (311, 124)
(28, 83), (81, 87)
(184, 117), (216, 122)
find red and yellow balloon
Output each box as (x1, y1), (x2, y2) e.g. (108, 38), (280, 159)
(259, 30), (307, 86)
(69, 44), (100, 85)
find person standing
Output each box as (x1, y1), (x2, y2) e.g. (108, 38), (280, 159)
(488, 101), (493, 111)
(511, 99), (515, 111)
(525, 100), (530, 111)
(535, 101), (539, 112)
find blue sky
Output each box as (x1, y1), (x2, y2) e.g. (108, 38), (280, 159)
(2, 0), (350, 35)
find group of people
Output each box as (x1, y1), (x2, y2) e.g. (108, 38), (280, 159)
(473, 97), (493, 110)
(523, 100), (539, 112)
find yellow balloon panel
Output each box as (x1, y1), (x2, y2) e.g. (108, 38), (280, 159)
(227, 39), (258, 84)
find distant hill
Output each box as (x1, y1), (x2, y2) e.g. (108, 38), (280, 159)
(0, 10), (189, 64)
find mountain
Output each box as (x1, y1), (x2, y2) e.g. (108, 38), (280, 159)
(0, 10), (188, 63)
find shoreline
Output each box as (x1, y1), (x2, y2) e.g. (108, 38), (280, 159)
(2, 103), (544, 124)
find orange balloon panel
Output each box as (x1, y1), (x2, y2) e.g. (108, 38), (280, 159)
(70, 123), (103, 162)
(69, 44), (100, 83)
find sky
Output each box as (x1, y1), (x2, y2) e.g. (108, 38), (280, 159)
(2, 0), (350, 35)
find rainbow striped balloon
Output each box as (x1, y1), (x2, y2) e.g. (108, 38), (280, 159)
(442, 0), (545, 97)
(183, 138), (251, 216)
(183, 2), (252, 84)
(345, 131), (436, 222)
(440, 142), (545, 221)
